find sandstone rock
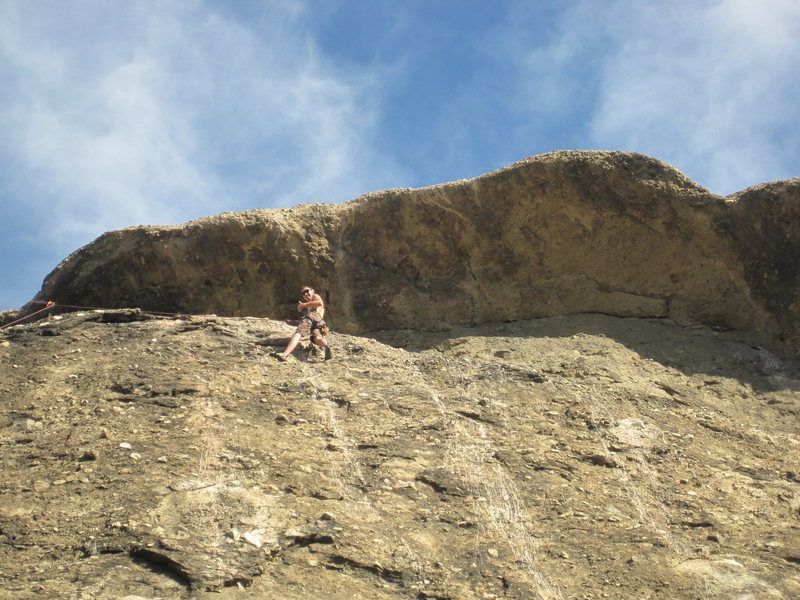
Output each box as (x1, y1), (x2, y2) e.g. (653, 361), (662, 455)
(241, 531), (263, 548)
(3, 147), (800, 599)
(15, 150), (799, 355)
(0, 503), (37, 518)
(32, 480), (50, 492)
(3, 309), (798, 598)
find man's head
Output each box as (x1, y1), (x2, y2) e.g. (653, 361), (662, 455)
(301, 286), (314, 298)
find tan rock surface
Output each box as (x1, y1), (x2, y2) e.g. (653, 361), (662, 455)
(2, 150), (799, 598)
(17, 150), (800, 354)
(1, 310), (799, 599)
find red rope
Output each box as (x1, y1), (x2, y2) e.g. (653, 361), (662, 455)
(0, 301), (55, 329)
(2, 299), (279, 328)
(29, 299), (188, 317)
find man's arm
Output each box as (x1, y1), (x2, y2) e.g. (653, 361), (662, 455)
(297, 294), (324, 311)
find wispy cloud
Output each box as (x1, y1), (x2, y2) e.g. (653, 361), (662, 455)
(0, 0), (411, 307)
(1, 0), (797, 310)
(495, 0), (799, 194)
(0, 1), (399, 245)
(586, 0), (800, 194)
(11, 55), (209, 235)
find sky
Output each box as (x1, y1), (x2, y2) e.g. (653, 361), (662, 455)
(1, 0), (798, 310)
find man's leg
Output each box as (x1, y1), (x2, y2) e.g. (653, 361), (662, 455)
(312, 333), (332, 360)
(280, 332), (302, 358)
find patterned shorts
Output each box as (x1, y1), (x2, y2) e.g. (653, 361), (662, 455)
(295, 313), (323, 338)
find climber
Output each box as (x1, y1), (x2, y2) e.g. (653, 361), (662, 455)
(276, 286), (332, 361)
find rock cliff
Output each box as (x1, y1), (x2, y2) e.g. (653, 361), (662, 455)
(1, 309), (799, 599)
(18, 150), (800, 354)
(2, 151), (800, 599)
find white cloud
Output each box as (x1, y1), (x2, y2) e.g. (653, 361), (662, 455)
(0, 0), (415, 309)
(586, 0), (800, 193)
(495, 0), (799, 194)
(14, 53), (210, 237)
(0, 0), (400, 248)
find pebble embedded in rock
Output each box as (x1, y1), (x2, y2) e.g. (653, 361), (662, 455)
(242, 531), (263, 548)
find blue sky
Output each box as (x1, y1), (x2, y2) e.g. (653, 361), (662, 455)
(1, 0), (798, 310)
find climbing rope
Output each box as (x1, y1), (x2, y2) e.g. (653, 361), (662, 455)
(0, 299), (280, 330)
(0, 301), (55, 329)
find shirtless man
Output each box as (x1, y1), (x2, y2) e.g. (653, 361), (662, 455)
(277, 286), (332, 361)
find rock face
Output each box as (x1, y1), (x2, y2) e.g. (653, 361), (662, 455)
(24, 150), (800, 354)
(1, 310), (799, 599)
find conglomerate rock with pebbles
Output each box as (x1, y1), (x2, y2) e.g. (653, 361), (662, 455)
(1, 308), (799, 599)
(2, 150), (800, 598)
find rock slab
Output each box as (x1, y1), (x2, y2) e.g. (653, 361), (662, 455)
(18, 150), (800, 354)
(1, 310), (799, 598)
